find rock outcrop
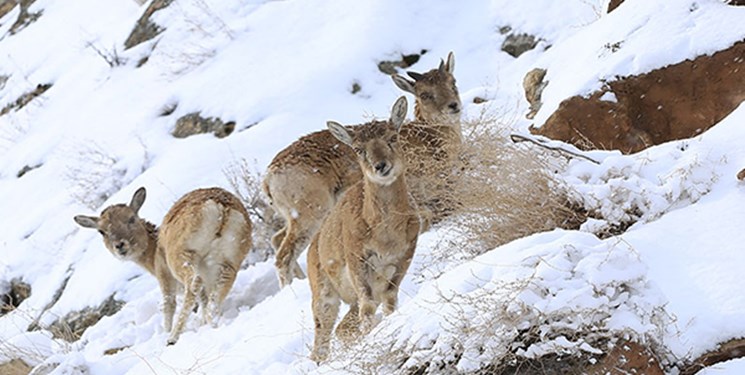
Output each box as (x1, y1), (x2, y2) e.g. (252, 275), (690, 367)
(9, 0), (41, 35)
(0, 83), (52, 116)
(502, 32), (540, 58)
(124, 0), (174, 50)
(530, 41), (745, 153)
(172, 112), (236, 139)
(0, 279), (30, 315)
(47, 295), (124, 342)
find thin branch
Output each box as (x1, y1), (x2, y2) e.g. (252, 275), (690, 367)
(510, 133), (600, 164)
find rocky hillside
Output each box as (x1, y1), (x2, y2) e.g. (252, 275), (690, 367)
(1, 0), (745, 374)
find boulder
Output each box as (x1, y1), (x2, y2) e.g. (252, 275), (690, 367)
(9, 0), (40, 35)
(0, 83), (52, 116)
(680, 338), (745, 375)
(502, 33), (540, 58)
(172, 112), (236, 139)
(523, 68), (547, 119)
(608, 0), (624, 13)
(0, 279), (30, 315)
(377, 50), (427, 75)
(530, 41), (745, 153)
(123, 0), (174, 50)
(47, 295), (124, 342)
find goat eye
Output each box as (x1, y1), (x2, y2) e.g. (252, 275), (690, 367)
(128, 217), (136, 225)
(420, 92), (434, 101)
(353, 147), (365, 155)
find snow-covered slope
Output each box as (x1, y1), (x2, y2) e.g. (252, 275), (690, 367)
(1, 0), (744, 373)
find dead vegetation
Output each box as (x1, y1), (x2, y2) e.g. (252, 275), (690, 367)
(223, 158), (283, 264)
(419, 111), (585, 260)
(64, 142), (126, 210)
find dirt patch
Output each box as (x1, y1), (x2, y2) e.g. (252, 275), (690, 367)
(531, 40), (745, 153)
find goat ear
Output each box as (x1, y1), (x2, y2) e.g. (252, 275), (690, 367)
(445, 51), (455, 74)
(390, 96), (408, 131)
(407, 71), (425, 82)
(130, 187), (147, 213)
(392, 74), (416, 94)
(327, 121), (353, 146)
(74, 215), (100, 229)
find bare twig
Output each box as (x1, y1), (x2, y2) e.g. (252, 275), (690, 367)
(510, 133), (600, 164)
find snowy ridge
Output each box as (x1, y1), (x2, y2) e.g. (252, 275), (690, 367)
(1, 0), (745, 373)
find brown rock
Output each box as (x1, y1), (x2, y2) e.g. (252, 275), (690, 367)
(47, 295), (124, 342)
(124, 0), (174, 50)
(736, 168), (745, 182)
(0, 83), (52, 117)
(502, 33), (540, 58)
(377, 50), (427, 75)
(1, 279), (31, 315)
(680, 337), (745, 375)
(172, 112), (236, 139)
(608, 0), (624, 13)
(0, 0), (16, 20)
(9, 0), (40, 35)
(531, 41), (745, 154)
(523, 68), (547, 119)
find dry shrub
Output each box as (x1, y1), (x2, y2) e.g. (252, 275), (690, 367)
(454, 115), (583, 251)
(64, 142), (127, 210)
(0, 359), (32, 375)
(223, 158), (282, 264)
(410, 111), (584, 260)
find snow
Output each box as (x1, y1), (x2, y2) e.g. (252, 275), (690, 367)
(0, 0), (744, 374)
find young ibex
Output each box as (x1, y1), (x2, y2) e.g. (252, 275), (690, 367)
(263, 52), (461, 288)
(74, 187), (252, 345)
(308, 96), (419, 362)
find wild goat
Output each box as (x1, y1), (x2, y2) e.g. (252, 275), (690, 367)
(263, 52), (462, 287)
(308, 96), (419, 362)
(74, 187), (252, 345)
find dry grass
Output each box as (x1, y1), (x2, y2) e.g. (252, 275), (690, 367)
(64, 142), (126, 210)
(223, 158), (282, 264)
(411, 111), (585, 261)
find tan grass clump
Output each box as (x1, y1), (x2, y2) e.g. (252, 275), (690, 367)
(415, 111), (584, 259)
